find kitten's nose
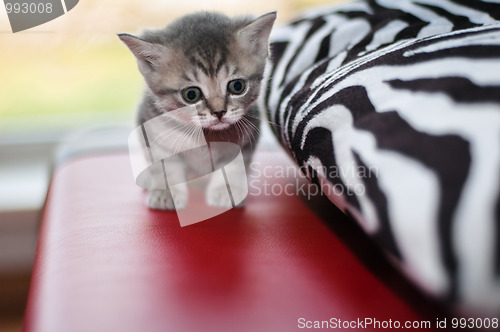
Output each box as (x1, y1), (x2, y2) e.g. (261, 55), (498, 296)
(214, 110), (226, 120)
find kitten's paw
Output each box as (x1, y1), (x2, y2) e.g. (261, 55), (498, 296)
(146, 188), (188, 210)
(206, 186), (233, 208)
(230, 186), (247, 207)
(206, 186), (247, 208)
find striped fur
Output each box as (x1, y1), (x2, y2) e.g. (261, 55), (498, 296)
(263, 0), (500, 314)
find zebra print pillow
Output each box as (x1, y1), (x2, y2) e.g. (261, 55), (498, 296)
(263, 0), (500, 314)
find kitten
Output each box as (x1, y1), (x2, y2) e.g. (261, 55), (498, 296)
(119, 11), (276, 210)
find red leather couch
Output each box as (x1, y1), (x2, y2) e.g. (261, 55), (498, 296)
(23, 145), (442, 331)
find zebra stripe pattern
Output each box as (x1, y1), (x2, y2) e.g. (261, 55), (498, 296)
(262, 0), (500, 314)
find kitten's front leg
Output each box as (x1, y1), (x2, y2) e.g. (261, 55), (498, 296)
(206, 171), (233, 208)
(146, 158), (188, 210)
(206, 157), (248, 208)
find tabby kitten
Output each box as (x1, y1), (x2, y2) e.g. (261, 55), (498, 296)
(119, 11), (276, 210)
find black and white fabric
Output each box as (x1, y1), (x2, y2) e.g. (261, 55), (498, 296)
(262, 0), (500, 314)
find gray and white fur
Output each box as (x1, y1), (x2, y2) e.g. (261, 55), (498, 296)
(119, 11), (276, 209)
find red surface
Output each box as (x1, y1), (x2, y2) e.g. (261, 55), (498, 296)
(24, 149), (433, 332)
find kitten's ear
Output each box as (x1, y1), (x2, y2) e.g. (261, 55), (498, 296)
(237, 11), (277, 58)
(118, 33), (165, 69)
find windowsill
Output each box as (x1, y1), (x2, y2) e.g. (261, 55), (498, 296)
(0, 138), (56, 274)
(0, 139), (56, 212)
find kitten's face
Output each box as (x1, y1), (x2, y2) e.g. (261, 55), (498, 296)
(119, 12), (276, 131)
(150, 43), (264, 131)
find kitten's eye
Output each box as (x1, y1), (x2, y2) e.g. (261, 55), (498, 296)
(227, 79), (246, 95)
(181, 87), (203, 104)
